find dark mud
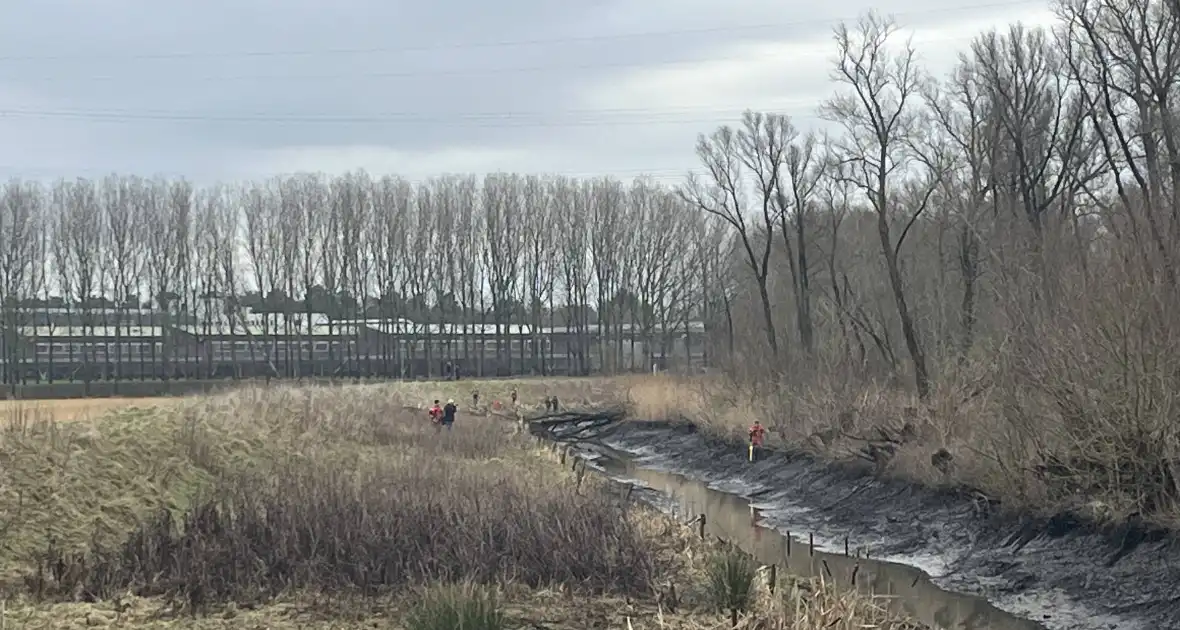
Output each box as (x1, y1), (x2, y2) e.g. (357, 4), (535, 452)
(585, 420), (1180, 630)
(580, 443), (1048, 629)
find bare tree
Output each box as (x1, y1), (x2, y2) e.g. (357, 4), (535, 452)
(555, 177), (593, 375)
(778, 129), (824, 359)
(100, 175), (144, 385)
(971, 24), (1095, 297)
(653, 188), (699, 370)
(275, 177), (306, 375)
(242, 180), (283, 375)
(611, 188), (641, 372)
(682, 121), (780, 358)
(0, 179), (46, 391)
(209, 184), (244, 374)
(331, 171), (372, 376)
(627, 180), (691, 370)
(169, 180), (195, 376)
(521, 175), (556, 374)
(482, 174), (524, 375)
(692, 209), (739, 364)
(406, 180), (437, 376)
(821, 12), (941, 398)
(587, 177), (627, 373)
(370, 176), (413, 376)
(815, 160), (862, 370)
(51, 179), (105, 388)
(452, 175), (482, 377)
(1060, 0), (1180, 286)
(924, 55), (1003, 359)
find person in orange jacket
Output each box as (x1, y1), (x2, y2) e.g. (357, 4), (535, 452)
(429, 399), (443, 425)
(748, 420), (766, 448)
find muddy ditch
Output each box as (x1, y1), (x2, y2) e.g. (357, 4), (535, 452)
(529, 413), (1180, 630)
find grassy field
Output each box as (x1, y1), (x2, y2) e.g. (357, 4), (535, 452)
(0, 378), (922, 629)
(0, 397), (176, 423)
(625, 374), (1180, 530)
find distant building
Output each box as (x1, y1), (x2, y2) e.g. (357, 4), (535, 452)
(0, 307), (710, 382)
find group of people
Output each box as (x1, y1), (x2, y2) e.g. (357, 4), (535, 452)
(429, 386), (528, 430)
(428, 398), (459, 430)
(428, 389), (768, 460)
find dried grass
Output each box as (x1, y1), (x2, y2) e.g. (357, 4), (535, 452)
(0, 378), (928, 629)
(626, 368), (1180, 529)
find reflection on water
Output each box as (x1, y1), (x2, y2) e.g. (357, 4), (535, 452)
(594, 454), (1048, 630)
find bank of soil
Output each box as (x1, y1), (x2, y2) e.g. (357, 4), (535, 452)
(599, 420), (1180, 630)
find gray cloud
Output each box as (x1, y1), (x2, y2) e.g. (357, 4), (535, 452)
(0, 0), (1053, 182)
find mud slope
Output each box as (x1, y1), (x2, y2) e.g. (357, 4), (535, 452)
(602, 421), (1180, 630)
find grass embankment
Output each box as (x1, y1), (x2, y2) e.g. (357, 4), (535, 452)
(626, 374), (1180, 531)
(0, 380), (923, 629)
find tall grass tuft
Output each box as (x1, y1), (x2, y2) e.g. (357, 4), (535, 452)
(705, 546), (758, 627)
(405, 582), (504, 630)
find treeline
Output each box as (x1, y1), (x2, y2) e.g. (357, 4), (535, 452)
(695, 0), (1180, 516)
(2, 0), (1178, 402)
(0, 173), (722, 377)
(694, 3), (1180, 398)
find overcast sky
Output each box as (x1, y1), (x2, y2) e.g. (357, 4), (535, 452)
(0, 0), (1054, 186)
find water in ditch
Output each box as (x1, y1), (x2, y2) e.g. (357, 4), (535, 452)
(580, 446), (1055, 630)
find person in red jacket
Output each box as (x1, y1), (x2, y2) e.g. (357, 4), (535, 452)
(749, 420), (766, 448)
(429, 400), (443, 425)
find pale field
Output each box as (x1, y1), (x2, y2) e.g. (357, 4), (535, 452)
(0, 397), (175, 423)
(0, 375), (628, 425)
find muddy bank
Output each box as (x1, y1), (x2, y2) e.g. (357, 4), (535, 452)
(576, 443), (1045, 629)
(590, 420), (1179, 630)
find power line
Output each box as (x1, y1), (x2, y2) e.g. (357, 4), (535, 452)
(0, 105), (827, 127)
(0, 0), (1047, 63)
(1, 31), (988, 84)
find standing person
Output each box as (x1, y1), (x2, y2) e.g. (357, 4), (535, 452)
(510, 387), (518, 406)
(472, 388), (480, 409)
(748, 420), (766, 461)
(429, 400), (443, 426)
(442, 398), (458, 431)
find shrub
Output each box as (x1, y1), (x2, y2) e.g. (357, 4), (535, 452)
(22, 389), (661, 609)
(405, 583), (504, 630)
(705, 547), (758, 627)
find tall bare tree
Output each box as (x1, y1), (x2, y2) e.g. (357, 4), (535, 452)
(924, 55), (1002, 359)
(821, 12), (941, 398)
(242, 180), (283, 374)
(778, 129), (824, 359)
(972, 24), (1095, 299)
(51, 179), (105, 388)
(682, 121), (780, 359)
(556, 177), (593, 375)
(0, 179), (46, 390)
(1060, 0), (1180, 286)
(451, 175), (482, 376)
(588, 177), (627, 373)
(482, 173), (523, 375)
(332, 171), (371, 374)
(521, 175), (556, 374)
